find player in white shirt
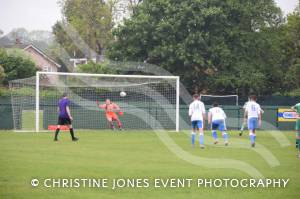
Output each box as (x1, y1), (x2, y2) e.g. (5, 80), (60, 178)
(208, 102), (228, 146)
(189, 94), (206, 148)
(244, 95), (262, 147)
(240, 98), (264, 136)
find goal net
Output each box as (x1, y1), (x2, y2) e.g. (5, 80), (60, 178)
(9, 72), (180, 132)
(200, 95), (239, 106)
(200, 94), (239, 129)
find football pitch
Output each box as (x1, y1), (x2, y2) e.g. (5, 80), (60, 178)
(0, 130), (299, 199)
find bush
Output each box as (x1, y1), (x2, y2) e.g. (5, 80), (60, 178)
(285, 88), (300, 97)
(0, 48), (37, 85)
(76, 60), (116, 74)
(0, 87), (10, 97)
(0, 65), (5, 84)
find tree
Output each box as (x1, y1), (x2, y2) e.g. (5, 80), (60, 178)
(53, 0), (114, 59)
(125, 0), (143, 14)
(280, 2), (300, 93)
(0, 65), (5, 84)
(0, 48), (36, 85)
(52, 21), (85, 59)
(76, 60), (115, 74)
(108, 0), (283, 95)
(44, 41), (72, 72)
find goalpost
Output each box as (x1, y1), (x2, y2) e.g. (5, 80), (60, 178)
(200, 95), (239, 106)
(10, 71), (180, 132)
(200, 94), (239, 129)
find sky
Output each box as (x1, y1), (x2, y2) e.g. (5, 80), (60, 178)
(0, 0), (61, 34)
(0, 0), (299, 35)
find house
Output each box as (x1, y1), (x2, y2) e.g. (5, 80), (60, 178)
(2, 41), (61, 73)
(23, 44), (61, 72)
(2, 42), (61, 82)
(21, 44), (62, 84)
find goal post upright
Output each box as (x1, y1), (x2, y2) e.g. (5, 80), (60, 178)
(176, 76), (180, 132)
(35, 71), (40, 132)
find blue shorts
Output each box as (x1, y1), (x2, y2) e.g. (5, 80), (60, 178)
(248, 117), (258, 130)
(191, 120), (203, 129)
(211, 120), (226, 131)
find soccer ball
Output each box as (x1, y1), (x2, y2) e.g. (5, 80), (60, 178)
(120, 91), (127, 97)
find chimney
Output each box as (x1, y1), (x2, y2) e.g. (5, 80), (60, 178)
(15, 38), (22, 45)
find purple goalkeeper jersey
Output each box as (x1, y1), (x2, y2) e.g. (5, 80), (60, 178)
(58, 98), (70, 118)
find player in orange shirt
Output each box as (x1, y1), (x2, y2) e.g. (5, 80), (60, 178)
(97, 99), (123, 130)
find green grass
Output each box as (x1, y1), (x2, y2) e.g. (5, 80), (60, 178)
(0, 130), (299, 199)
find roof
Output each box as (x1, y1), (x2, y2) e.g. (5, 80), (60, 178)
(1, 43), (28, 49)
(23, 44), (61, 68)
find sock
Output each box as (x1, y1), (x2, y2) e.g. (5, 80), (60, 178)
(70, 128), (75, 139)
(240, 123), (244, 131)
(297, 131), (300, 151)
(55, 128), (60, 140)
(250, 134), (254, 143)
(212, 131), (217, 140)
(191, 132), (196, 145)
(199, 133), (204, 145)
(117, 121), (122, 129)
(223, 132), (228, 142)
(110, 122), (115, 129)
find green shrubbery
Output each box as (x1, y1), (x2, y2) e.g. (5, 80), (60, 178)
(0, 48), (37, 85)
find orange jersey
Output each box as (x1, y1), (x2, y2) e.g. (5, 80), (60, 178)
(99, 103), (120, 114)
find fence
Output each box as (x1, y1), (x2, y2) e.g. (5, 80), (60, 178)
(0, 97), (13, 129)
(0, 97), (297, 131)
(179, 106), (294, 130)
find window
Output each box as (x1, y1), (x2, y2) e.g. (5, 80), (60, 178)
(42, 66), (52, 72)
(42, 66), (48, 72)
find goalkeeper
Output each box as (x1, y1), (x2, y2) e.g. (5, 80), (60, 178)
(291, 102), (300, 158)
(97, 99), (123, 130)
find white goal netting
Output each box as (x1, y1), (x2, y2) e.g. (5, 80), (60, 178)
(200, 94), (240, 129)
(9, 72), (179, 132)
(200, 95), (239, 106)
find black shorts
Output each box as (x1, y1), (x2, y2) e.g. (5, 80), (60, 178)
(58, 116), (71, 125)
